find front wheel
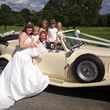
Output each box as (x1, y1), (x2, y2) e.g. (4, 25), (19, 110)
(72, 54), (105, 83)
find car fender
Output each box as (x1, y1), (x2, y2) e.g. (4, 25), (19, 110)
(66, 53), (101, 82)
(70, 53), (103, 69)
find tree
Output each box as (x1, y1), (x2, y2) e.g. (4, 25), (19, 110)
(40, 10), (53, 23)
(21, 8), (31, 23)
(42, 0), (73, 26)
(30, 11), (42, 26)
(97, 15), (107, 26)
(0, 4), (14, 30)
(81, 0), (102, 26)
(41, 0), (103, 27)
(106, 14), (110, 26)
(15, 14), (25, 26)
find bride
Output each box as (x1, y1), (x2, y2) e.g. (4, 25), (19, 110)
(0, 23), (49, 109)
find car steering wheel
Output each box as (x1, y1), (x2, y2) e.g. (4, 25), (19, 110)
(50, 42), (63, 50)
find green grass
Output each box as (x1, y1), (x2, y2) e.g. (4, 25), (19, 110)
(62, 26), (110, 46)
(63, 26), (110, 40)
(0, 25), (110, 40)
(76, 27), (110, 40)
(0, 26), (23, 34)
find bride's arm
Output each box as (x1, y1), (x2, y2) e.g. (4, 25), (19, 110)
(19, 32), (36, 48)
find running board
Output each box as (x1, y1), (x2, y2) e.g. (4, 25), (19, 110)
(50, 78), (64, 84)
(49, 78), (110, 88)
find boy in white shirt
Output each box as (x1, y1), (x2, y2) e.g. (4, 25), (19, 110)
(48, 19), (58, 42)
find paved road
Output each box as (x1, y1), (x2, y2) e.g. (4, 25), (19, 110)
(7, 86), (110, 110)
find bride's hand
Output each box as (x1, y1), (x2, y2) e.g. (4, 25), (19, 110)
(31, 43), (37, 48)
(31, 38), (37, 47)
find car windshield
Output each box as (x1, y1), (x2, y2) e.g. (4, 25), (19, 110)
(63, 30), (82, 49)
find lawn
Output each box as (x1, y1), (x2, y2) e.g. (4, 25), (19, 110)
(0, 25), (110, 40)
(0, 26), (23, 34)
(76, 27), (110, 40)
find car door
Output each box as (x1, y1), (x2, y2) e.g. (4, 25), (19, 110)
(37, 49), (66, 78)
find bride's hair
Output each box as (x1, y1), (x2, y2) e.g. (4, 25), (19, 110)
(22, 23), (33, 34)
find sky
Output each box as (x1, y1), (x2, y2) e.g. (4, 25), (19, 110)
(0, 0), (49, 12)
(100, 0), (110, 15)
(0, 0), (110, 15)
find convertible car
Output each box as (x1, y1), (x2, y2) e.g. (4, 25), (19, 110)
(0, 30), (110, 88)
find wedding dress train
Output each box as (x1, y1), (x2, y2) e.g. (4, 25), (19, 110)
(0, 37), (49, 109)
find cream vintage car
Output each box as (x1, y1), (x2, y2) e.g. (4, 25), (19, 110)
(0, 30), (110, 88)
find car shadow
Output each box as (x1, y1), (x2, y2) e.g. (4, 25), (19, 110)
(44, 85), (110, 102)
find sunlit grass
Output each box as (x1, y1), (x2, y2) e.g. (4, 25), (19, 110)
(0, 26), (23, 34)
(76, 27), (110, 40)
(0, 26), (110, 40)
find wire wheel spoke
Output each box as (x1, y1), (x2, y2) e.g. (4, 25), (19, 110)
(77, 61), (98, 81)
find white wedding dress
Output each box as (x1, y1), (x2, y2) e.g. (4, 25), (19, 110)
(0, 37), (49, 109)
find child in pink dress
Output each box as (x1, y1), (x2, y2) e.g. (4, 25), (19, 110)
(31, 26), (46, 64)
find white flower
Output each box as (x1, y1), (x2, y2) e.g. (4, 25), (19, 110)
(75, 29), (80, 35)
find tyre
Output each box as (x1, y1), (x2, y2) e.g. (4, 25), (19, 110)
(72, 54), (105, 83)
(0, 60), (8, 75)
